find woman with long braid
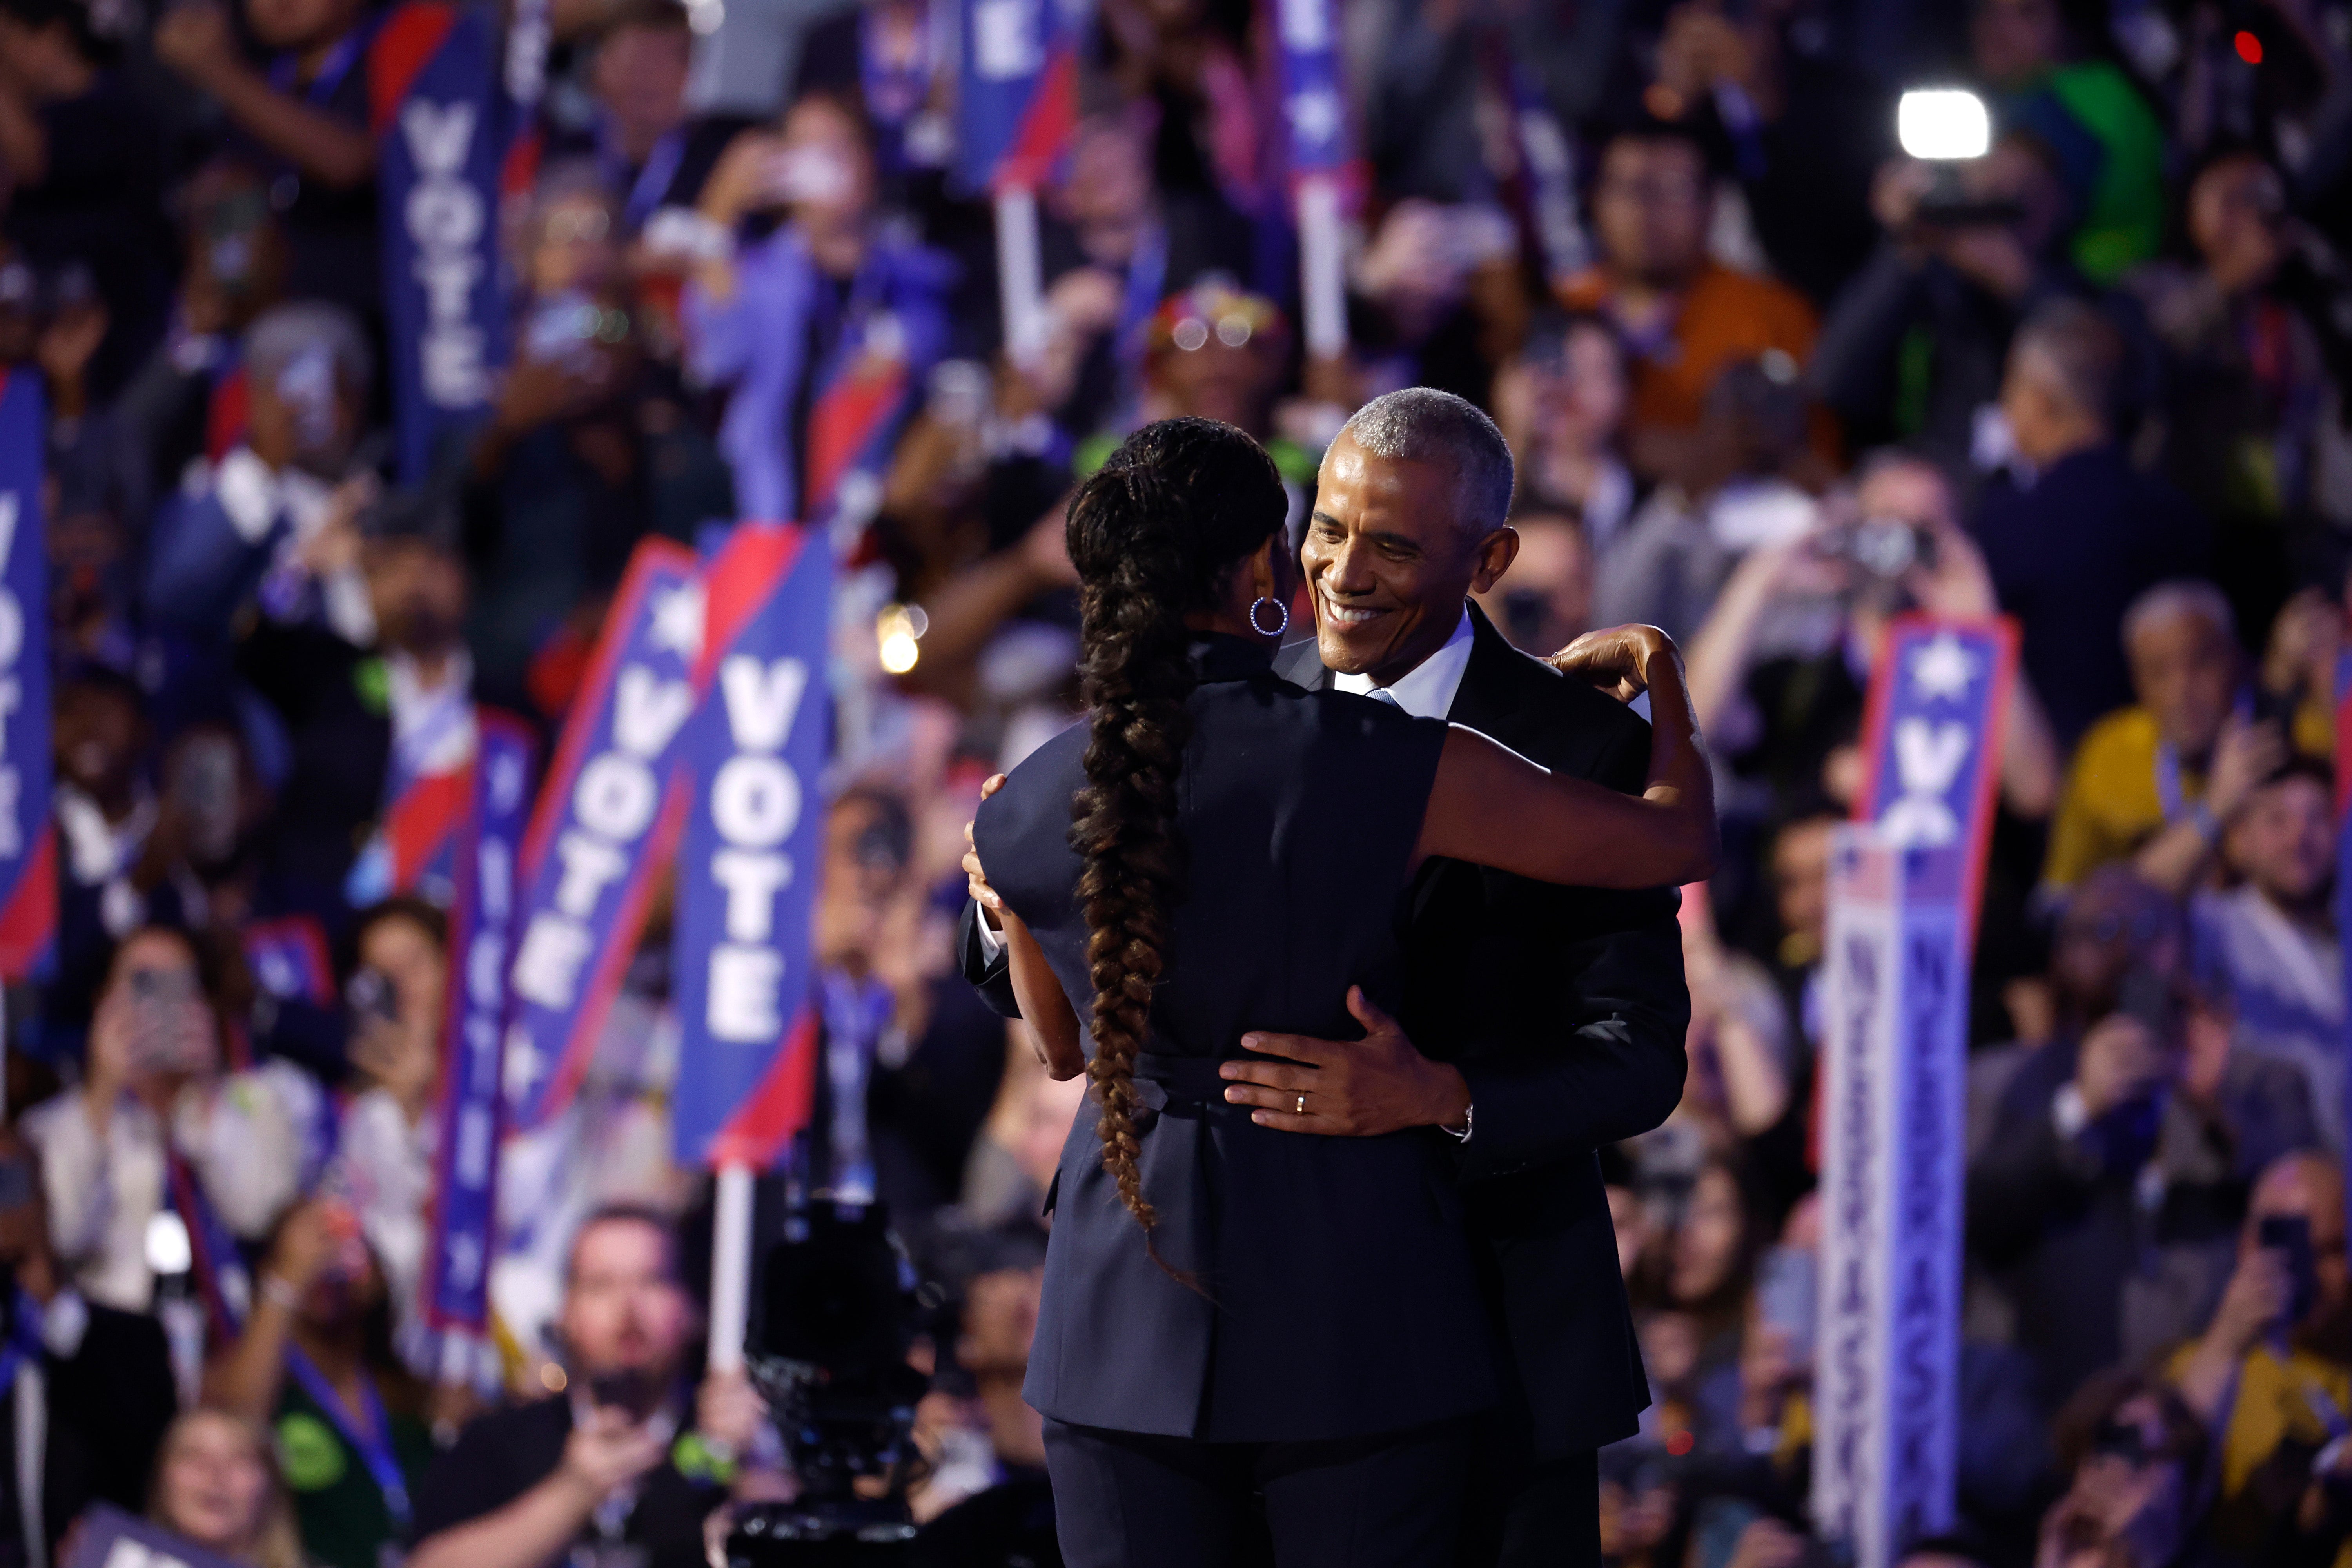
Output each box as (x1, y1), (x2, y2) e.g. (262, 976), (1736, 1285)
(971, 417), (1713, 1566)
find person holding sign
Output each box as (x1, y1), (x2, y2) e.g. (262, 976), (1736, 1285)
(966, 417), (1715, 1563)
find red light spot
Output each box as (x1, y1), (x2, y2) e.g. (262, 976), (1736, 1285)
(1666, 1428), (1695, 1456)
(2236, 30), (2264, 64)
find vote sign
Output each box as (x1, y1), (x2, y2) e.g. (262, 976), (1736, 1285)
(425, 711), (535, 1330)
(0, 372), (52, 980)
(505, 539), (703, 1130)
(1853, 614), (2018, 951)
(672, 523), (831, 1168)
(1274, 0), (1346, 177)
(955, 0), (1075, 194)
(65, 1506), (244, 1568)
(374, 3), (505, 481)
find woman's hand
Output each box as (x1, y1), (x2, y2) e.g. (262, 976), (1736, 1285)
(963, 774), (1008, 914)
(1549, 624), (1680, 703)
(261, 1200), (340, 1305)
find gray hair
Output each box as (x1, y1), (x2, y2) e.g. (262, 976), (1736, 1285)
(2122, 579), (2236, 651)
(243, 302), (373, 395)
(1337, 387), (1515, 535)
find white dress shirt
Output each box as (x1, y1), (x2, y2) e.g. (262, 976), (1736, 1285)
(1331, 607), (1475, 720)
(22, 1064), (311, 1313)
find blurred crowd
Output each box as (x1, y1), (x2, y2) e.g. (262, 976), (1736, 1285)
(7, 0), (2352, 1564)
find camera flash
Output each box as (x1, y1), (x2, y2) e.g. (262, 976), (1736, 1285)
(1897, 90), (1991, 162)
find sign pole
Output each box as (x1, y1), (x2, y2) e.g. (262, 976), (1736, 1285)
(1297, 174), (1347, 359)
(708, 1163), (755, 1373)
(994, 184), (1047, 368)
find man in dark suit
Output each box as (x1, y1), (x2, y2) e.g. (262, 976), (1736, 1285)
(961, 388), (1688, 1566)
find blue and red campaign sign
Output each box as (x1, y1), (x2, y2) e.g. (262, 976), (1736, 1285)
(505, 539), (702, 1130)
(1853, 615), (2019, 951)
(670, 524), (832, 1169)
(1274, 0), (1347, 178)
(244, 916), (337, 1008)
(0, 372), (52, 981)
(374, 2), (504, 481)
(424, 711), (535, 1331)
(955, 0), (1075, 194)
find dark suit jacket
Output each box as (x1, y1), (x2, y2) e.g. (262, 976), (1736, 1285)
(0, 1296), (179, 1560)
(1968, 1033), (2319, 1412)
(1973, 443), (2212, 748)
(959, 604), (1689, 1455)
(235, 622), (394, 929)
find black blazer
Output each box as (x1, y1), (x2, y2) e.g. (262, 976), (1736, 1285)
(0, 1296), (179, 1559)
(973, 636), (1498, 1444)
(958, 604), (1688, 1455)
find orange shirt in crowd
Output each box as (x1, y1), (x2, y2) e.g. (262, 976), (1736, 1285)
(1556, 261), (1821, 432)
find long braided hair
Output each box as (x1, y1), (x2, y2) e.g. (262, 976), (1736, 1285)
(1063, 418), (1289, 1243)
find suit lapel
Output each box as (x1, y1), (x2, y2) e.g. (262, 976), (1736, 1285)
(1411, 604), (1536, 920)
(1444, 602), (1533, 741)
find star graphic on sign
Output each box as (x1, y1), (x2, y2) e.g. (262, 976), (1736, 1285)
(1288, 88), (1342, 150)
(648, 581), (705, 659)
(1908, 632), (1977, 701)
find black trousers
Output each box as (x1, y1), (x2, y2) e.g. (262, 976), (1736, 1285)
(1042, 1415), (1475, 1568)
(1462, 1447), (1599, 1568)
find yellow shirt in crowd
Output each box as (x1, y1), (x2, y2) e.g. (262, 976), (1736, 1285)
(2044, 708), (2197, 890)
(2042, 700), (2333, 889)
(2163, 1339), (2352, 1565)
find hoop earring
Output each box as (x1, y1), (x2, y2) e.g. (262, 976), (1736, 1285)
(1249, 595), (1290, 639)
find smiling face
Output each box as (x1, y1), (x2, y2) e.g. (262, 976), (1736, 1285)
(1303, 434), (1515, 686)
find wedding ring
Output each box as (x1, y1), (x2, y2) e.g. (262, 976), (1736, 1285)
(1295, 1094), (1307, 1114)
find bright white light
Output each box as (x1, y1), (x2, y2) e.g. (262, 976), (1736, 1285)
(877, 604), (923, 675)
(1898, 90), (1990, 162)
(145, 1211), (193, 1276)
